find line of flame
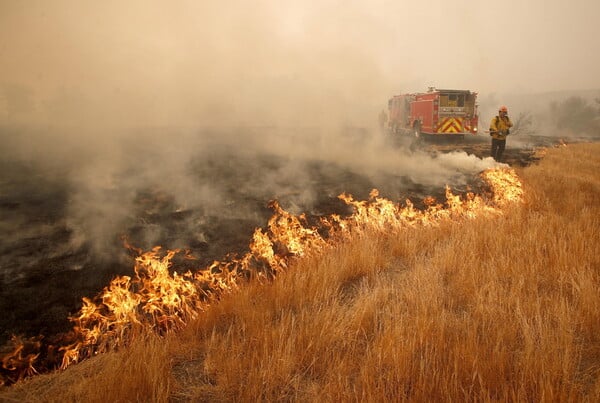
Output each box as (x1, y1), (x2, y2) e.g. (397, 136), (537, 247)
(1, 167), (522, 385)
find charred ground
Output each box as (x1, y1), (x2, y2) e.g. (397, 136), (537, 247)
(0, 128), (580, 348)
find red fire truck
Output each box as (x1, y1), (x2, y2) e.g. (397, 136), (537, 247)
(388, 88), (479, 138)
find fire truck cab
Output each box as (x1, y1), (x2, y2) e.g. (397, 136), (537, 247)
(388, 87), (479, 138)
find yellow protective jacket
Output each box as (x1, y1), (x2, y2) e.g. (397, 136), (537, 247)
(489, 115), (513, 140)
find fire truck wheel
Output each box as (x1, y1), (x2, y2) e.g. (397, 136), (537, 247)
(413, 123), (421, 139)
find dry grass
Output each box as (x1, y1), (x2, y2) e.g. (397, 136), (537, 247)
(2, 143), (599, 402)
(0, 333), (171, 402)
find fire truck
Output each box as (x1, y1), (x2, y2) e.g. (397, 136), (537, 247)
(388, 88), (479, 138)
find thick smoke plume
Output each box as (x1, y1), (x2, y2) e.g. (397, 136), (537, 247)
(1, 0), (599, 258)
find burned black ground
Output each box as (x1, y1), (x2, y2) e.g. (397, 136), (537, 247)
(0, 129), (577, 347)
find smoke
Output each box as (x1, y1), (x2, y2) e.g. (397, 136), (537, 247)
(0, 1), (396, 130)
(1, 1), (599, 258)
(0, 123), (504, 260)
(477, 89), (600, 144)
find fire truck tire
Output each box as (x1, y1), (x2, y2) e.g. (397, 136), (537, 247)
(413, 123), (421, 139)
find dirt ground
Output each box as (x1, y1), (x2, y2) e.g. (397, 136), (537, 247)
(0, 129), (586, 347)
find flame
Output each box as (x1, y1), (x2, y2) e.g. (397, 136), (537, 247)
(481, 168), (523, 206)
(1, 336), (41, 380)
(1, 167), (523, 385)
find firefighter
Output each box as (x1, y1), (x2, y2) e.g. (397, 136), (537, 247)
(489, 105), (513, 162)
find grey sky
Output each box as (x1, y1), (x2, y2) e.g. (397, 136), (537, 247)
(1, 0), (599, 127)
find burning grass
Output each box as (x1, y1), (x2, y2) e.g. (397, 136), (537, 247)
(2, 142), (600, 401)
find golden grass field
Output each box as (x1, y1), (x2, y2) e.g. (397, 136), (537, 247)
(1, 142), (599, 402)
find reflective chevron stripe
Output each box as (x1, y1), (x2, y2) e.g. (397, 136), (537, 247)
(438, 117), (464, 133)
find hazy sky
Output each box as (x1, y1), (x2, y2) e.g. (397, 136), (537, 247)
(1, 0), (599, 127)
